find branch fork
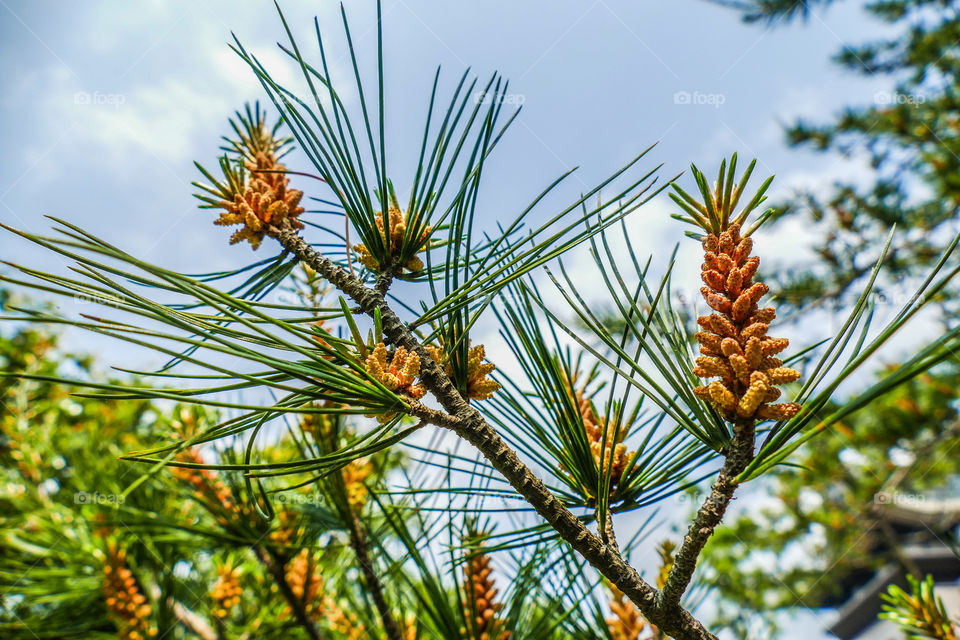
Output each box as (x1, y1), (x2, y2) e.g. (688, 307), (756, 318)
(275, 227), (723, 640)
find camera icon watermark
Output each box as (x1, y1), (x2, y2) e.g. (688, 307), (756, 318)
(74, 491), (125, 505)
(274, 492), (323, 506)
(72, 293), (121, 309)
(474, 92), (526, 106)
(73, 91), (126, 109)
(873, 491), (925, 506)
(673, 90), (726, 109)
(675, 490), (735, 508)
(873, 91), (926, 106)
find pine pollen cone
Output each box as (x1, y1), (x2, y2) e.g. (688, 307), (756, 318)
(692, 223), (801, 422)
(102, 545), (157, 640)
(171, 448), (236, 512)
(283, 549), (324, 620)
(353, 207), (431, 273)
(214, 150), (305, 249)
(606, 584), (645, 640)
(364, 343), (426, 422)
(575, 386), (631, 492)
(341, 458), (373, 508)
(463, 549), (511, 640)
(425, 343), (501, 401)
(365, 343), (427, 400)
(211, 564), (243, 619)
(269, 508), (302, 547)
(323, 593), (366, 639)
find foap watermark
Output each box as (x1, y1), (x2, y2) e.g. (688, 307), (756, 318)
(274, 492), (323, 506)
(675, 490), (735, 508)
(75, 491), (125, 505)
(673, 90), (726, 109)
(74, 91), (126, 108)
(873, 490), (926, 507)
(874, 91), (926, 107)
(273, 290), (309, 307)
(73, 293), (121, 309)
(474, 92), (526, 106)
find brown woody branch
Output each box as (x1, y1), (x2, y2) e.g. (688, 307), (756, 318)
(658, 419), (755, 609)
(255, 546), (324, 640)
(274, 226), (719, 640)
(600, 508), (620, 556)
(145, 583), (217, 640)
(346, 510), (403, 640)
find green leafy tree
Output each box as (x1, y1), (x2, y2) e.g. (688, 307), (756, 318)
(3, 4), (960, 639)
(0, 306), (584, 640)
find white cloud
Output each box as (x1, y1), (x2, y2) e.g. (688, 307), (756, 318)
(66, 78), (232, 163)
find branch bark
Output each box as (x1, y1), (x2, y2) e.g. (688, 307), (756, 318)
(658, 419), (755, 609)
(600, 508), (620, 556)
(146, 584), (217, 640)
(346, 510), (403, 640)
(255, 546), (324, 640)
(274, 227), (719, 640)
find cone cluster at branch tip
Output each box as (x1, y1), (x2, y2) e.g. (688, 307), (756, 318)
(692, 223), (801, 422)
(462, 546), (511, 640)
(211, 564), (242, 619)
(172, 449), (234, 510)
(171, 449), (266, 532)
(353, 207), (431, 273)
(270, 508), (303, 547)
(212, 139), (305, 248)
(426, 343), (501, 401)
(283, 549), (367, 637)
(365, 342), (426, 407)
(323, 598), (367, 640)
(574, 383), (632, 493)
(341, 457), (373, 508)
(283, 549), (324, 621)
(103, 544), (157, 640)
(300, 407), (337, 444)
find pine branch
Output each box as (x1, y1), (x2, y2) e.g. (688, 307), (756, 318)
(346, 511), (403, 640)
(145, 584), (217, 640)
(658, 418), (755, 609)
(255, 546), (324, 640)
(273, 225), (719, 640)
(600, 509), (620, 556)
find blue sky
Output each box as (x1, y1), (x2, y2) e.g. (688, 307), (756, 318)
(0, 1), (909, 637)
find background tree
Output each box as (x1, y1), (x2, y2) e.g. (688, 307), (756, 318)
(713, 0), (960, 316)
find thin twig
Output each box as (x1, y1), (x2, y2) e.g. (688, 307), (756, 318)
(254, 546), (325, 640)
(346, 510), (403, 640)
